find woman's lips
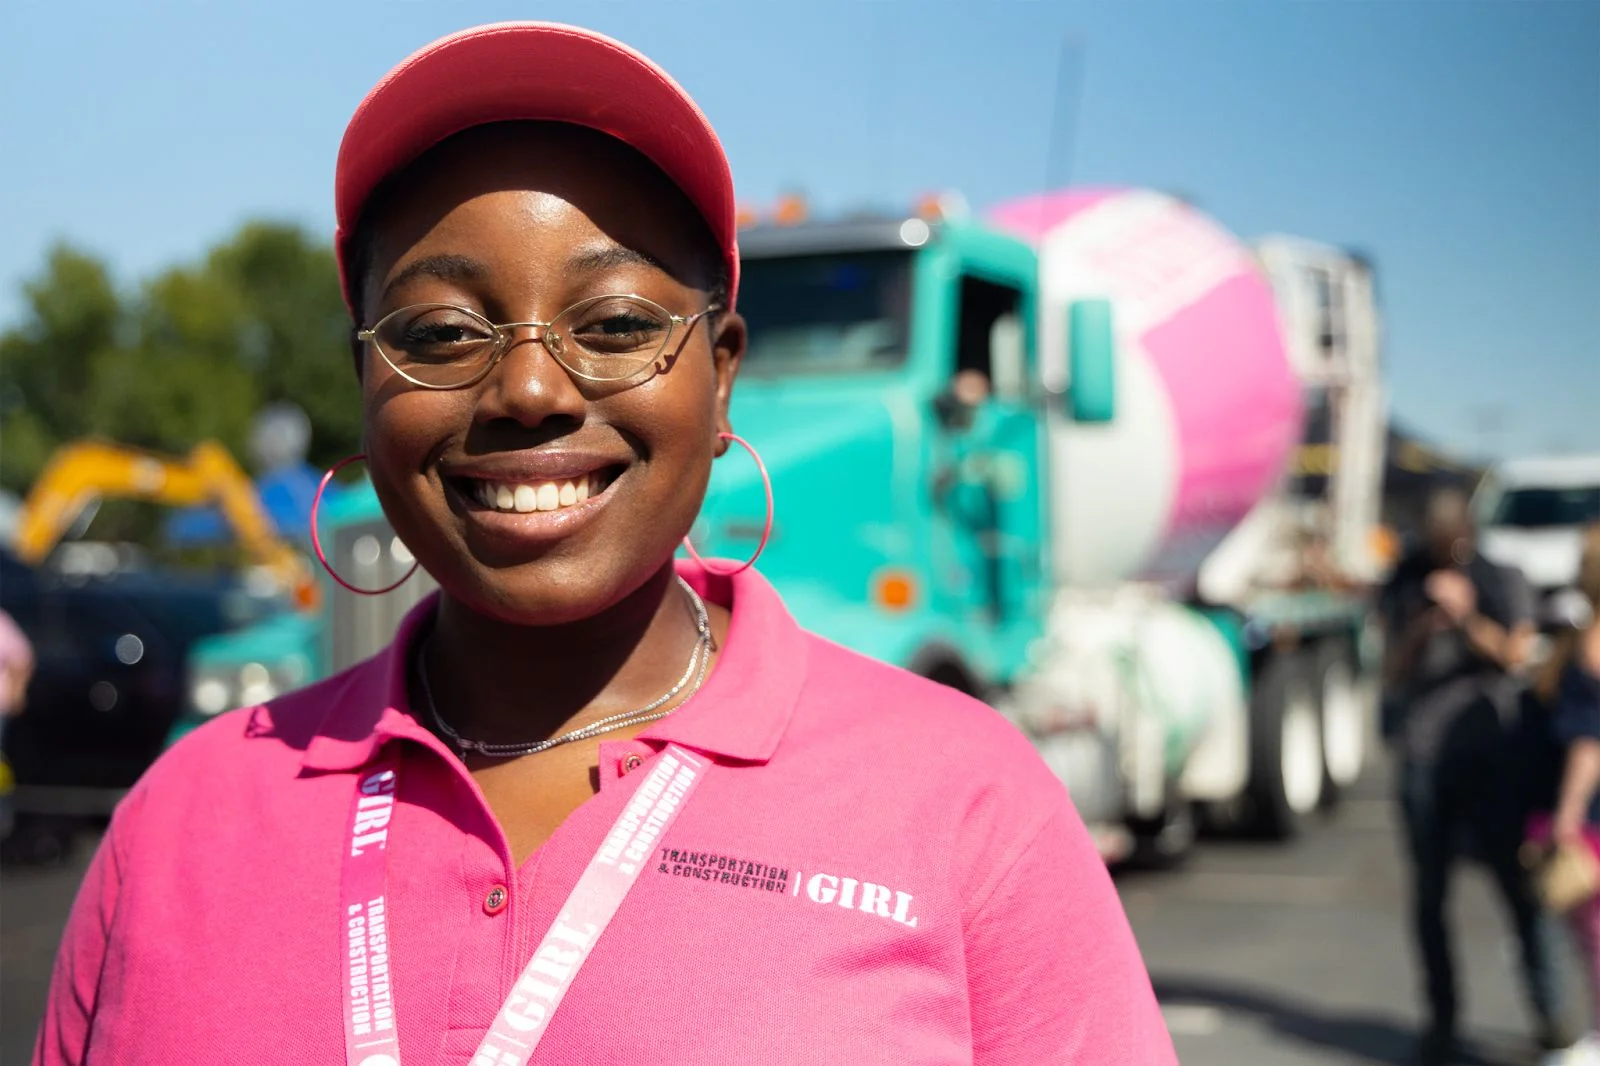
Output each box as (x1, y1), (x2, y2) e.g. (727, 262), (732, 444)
(445, 450), (626, 484)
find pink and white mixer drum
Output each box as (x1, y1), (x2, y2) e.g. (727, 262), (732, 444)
(990, 188), (1303, 589)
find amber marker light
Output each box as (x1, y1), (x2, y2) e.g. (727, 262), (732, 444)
(773, 193), (808, 226)
(874, 571), (917, 612)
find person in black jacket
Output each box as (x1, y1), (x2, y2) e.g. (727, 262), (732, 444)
(1380, 487), (1575, 1065)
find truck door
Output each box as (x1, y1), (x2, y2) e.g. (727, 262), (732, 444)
(926, 231), (1047, 666)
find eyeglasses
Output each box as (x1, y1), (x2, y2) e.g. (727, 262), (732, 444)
(358, 295), (721, 389)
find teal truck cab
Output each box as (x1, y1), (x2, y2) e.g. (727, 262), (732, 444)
(698, 215), (1065, 691)
(173, 188), (1386, 863)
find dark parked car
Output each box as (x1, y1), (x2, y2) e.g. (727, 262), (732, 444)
(0, 549), (265, 858)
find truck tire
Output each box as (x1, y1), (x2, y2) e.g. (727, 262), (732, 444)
(1247, 651), (1324, 839)
(910, 643), (988, 701)
(1313, 640), (1366, 807)
(919, 659), (983, 701)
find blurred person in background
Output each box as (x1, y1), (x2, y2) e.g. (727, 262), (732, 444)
(0, 606), (33, 720)
(1381, 486), (1577, 1065)
(0, 607), (33, 838)
(1527, 524), (1600, 1060)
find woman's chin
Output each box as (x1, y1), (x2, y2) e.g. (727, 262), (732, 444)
(442, 550), (676, 630)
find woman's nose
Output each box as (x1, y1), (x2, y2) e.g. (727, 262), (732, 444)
(474, 331), (587, 429)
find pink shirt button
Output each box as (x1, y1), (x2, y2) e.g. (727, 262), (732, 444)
(620, 753), (644, 775)
(483, 885), (508, 915)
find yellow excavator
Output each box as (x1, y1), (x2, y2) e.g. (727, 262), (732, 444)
(12, 439), (321, 612)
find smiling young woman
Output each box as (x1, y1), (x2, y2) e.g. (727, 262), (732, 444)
(36, 22), (1176, 1066)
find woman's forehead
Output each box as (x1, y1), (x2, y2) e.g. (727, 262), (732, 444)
(361, 123), (715, 295)
(374, 217), (681, 311)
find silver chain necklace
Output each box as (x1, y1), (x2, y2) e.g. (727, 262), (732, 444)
(418, 577), (713, 760)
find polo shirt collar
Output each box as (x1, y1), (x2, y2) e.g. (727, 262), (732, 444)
(639, 561), (806, 764)
(300, 595), (441, 773)
(300, 561), (805, 772)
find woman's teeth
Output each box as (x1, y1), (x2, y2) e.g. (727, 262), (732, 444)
(474, 472), (610, 513)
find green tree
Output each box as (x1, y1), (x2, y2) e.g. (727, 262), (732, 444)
(89, 257), (264, 460)
(196, 222), (361, 469)
(0, 245), (124, 492)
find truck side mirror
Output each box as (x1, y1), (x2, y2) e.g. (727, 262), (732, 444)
(1066, 298), (1115, 423)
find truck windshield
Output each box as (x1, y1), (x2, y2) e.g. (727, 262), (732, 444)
(737, 250), (913, 375)
(1490, 486), (1600, 528)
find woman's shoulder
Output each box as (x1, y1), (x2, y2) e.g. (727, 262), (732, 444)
(786, 632), (1113, 927)
(1581, 623), (1600, 676)
(1561, 644), (1600, 704)
(790, 630), (1062, 796)
(89, 659), (382, 875)
(129, 657), (382, 806)
(1550, 647), (1600, 744)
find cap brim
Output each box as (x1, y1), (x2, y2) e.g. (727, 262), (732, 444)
(335, 22), (738, 314)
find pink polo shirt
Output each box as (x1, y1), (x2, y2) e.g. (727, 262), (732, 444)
(37, 564), (1175, 1064)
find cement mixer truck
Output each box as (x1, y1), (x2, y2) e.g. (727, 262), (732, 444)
(981, 190), (1387, 857)
(168, 186), (1386, 862)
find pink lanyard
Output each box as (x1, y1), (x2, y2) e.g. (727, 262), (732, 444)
(340, 744), (709, 1066)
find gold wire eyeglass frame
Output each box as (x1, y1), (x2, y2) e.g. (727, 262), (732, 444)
(356, 294), (721, 389)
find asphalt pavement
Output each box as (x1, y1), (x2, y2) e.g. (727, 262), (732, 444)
(1126, 765), (1592, 1066)
(2, 765), (1590, 1065)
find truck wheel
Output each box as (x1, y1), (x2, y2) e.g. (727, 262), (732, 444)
(1248, 651), (1324, 839)
(1314, 640), (1366, 806)
(919, 659), (983, 701)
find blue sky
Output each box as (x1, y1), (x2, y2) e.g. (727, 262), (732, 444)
(3, 0), (1596, 460)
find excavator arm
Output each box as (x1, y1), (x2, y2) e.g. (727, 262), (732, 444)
(13, 439), (321, 610)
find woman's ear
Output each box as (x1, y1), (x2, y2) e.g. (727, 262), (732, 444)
(711, 310), (747, 446)
(349, 331), (366, 382)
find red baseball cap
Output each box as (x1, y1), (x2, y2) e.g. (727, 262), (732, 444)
(334, 21), (739, 316)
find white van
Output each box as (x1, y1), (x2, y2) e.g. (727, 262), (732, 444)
(1476, 454), (1600, 595)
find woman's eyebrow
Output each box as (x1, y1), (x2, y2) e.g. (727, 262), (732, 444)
(566, 244), (668, 275)
(381, 254), (486, 301)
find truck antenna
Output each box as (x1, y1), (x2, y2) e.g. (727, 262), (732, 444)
(1044, 32), (1087, 196)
